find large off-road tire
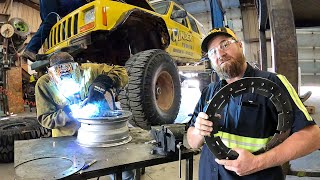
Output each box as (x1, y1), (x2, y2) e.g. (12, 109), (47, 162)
(0, 117), (51, 163)
(119, 49), (181, 129)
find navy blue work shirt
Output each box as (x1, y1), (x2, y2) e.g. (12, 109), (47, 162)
(40, 0), (86, 21)
(58, 0), (86, 17)
(189, 63), (316, 180)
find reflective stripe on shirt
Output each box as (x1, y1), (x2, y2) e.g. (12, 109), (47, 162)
(214, 131), (273, 152)
(277, 75), (312, 121)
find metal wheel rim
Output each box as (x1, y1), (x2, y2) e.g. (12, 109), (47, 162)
(77, 135), (132, 148)
(155, 71), (174, 111)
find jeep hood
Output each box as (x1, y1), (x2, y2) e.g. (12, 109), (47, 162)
(122, 0), (154, 11)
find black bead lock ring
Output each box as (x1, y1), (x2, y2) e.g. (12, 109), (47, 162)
(204, 77), (293, 160)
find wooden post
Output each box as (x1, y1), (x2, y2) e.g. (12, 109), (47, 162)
(6, 67), (24, 113)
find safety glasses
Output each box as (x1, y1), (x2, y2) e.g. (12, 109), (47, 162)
(208, 39), (237, 60)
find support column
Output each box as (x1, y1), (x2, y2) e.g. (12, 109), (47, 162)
(268, 0), (298, 91)
(258, 0), (268, 71)
(7, 67), (24, 113)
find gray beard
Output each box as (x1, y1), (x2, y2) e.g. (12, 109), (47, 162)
(214, 58), (246, 80)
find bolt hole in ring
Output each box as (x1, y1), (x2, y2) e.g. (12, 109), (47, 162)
(204, 77), (293, 160)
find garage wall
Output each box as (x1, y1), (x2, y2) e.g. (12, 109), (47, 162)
(0, 2), (40, 74)
(241, 6), (272, 69)
(240, 6), (320, 85)
(0, 2), (41, 33)
(10, 2), (41, 33)
(193, 12), (211, 34)
(297, 28), (320, 85)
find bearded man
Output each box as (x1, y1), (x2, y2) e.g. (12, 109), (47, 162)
(187, 27), (320, 180)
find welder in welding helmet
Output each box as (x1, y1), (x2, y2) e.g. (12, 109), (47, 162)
(47, 52), (81, 97)
(35, 51), (128, 137)
(48, 52), (116, 111)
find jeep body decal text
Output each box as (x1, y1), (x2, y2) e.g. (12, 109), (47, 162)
(171, 29), (192, 42)
(182, 43), (192, 49)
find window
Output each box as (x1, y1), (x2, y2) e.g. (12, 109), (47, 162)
(197, 22), (206, 37)
(188, 16), (199, 34)
(151, 1), (170, 15)
(170, 6), (188, 28)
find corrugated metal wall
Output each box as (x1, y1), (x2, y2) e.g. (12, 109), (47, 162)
(297, 29), (320, 76)
(0, 1), (41, 33)
(241, 6), (319, 84)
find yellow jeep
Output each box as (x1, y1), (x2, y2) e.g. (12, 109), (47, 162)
(34, 0), (208, 129)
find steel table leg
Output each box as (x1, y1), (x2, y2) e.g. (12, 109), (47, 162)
(185, 155), (193, 180)
(114, 172), (122, 180)
(136, 168), (141, 180)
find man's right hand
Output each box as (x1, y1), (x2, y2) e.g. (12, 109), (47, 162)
(187, 112), (219, 148)
(193, 112), (216, 136)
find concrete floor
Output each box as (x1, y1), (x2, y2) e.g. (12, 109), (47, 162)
(1, 85), (319, 180)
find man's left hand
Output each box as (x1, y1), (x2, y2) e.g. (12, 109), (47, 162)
(215, 148), (261, 176)
(82, 82), (108, 106)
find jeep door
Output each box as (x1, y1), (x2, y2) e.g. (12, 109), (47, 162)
(186, 15), (203, 61)
(165, 3), (194, 62)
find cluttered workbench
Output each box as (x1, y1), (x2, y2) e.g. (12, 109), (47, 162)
(14, 127), (198, 180)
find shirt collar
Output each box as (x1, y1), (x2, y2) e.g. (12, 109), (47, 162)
(243, 62), (254, 77)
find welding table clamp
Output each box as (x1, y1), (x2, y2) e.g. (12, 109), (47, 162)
(150, 124), (197, 178)
(150, 124), (186, 156)
(204, 77), (293, 160)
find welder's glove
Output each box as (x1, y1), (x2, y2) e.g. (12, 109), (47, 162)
(85, 74), (114, 105)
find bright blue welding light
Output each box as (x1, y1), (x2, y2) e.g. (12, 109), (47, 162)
(58, 78), (80, 97)
(69, 100), (113, 118)
(70, 104), (98, 118)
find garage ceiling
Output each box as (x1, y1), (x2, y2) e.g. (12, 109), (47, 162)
(173, 0), (320, 28)
(17, 0), (320, 27)
(292, 0), (320, 27)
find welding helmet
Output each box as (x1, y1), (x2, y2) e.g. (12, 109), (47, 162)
(47, 52), (81, 96)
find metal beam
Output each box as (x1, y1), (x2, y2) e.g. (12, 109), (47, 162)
(268, 0), (298, 91)
(258, 0), (268, 71)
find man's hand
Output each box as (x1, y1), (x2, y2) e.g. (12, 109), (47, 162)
(215, 148), (261, 176)
(187, 112), (220, 148)
(82, 74), (115, 106)
(193, 112), (219, 136)
(84, 82), (107, 105)
(62, 104), (76, 122)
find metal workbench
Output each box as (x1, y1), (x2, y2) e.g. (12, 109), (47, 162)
(14, 128), (197, 180)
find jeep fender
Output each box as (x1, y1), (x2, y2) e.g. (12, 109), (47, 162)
(111, 8), (170, 50)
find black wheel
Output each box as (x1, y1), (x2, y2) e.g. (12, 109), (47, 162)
(0, 117), (51, 163)
(119, 49), (181, 129)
